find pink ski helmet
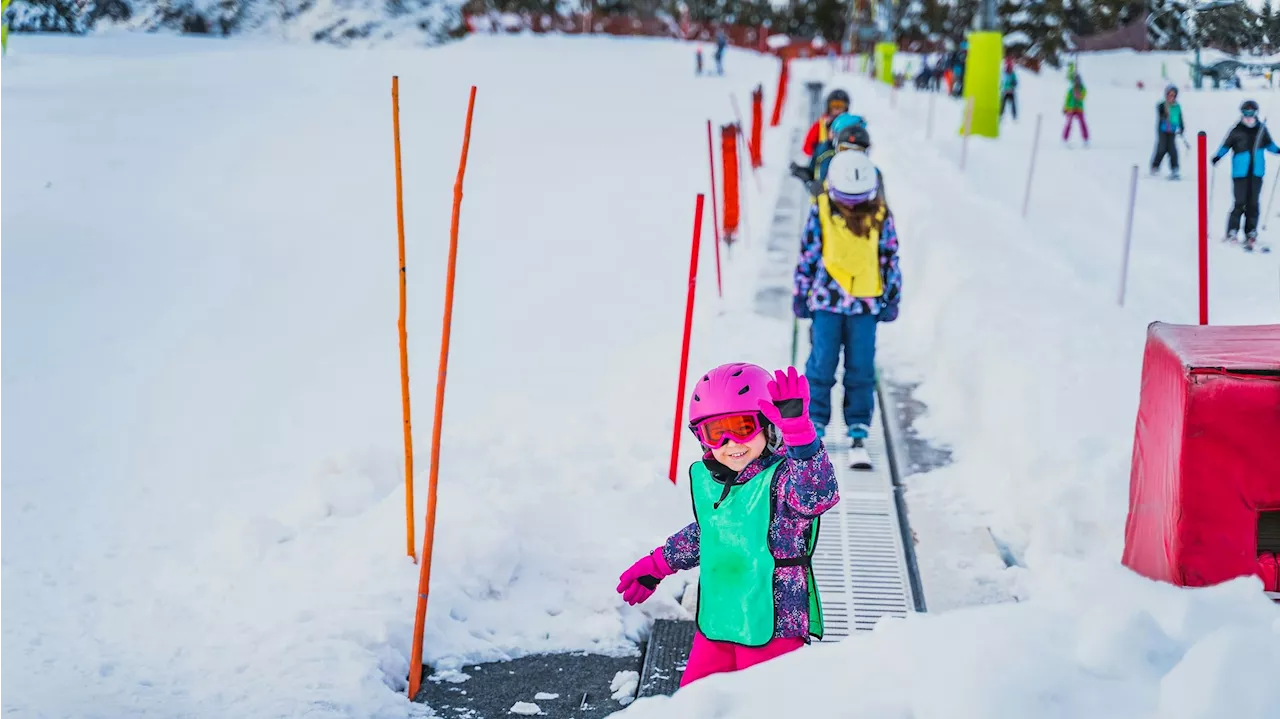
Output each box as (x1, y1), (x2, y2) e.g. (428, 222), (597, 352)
(687, 363), (773, 424)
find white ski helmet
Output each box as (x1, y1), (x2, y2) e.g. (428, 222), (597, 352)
(826, 150), (879, 206)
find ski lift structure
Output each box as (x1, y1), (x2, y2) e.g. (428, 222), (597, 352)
(1145, 0), (1237, 89)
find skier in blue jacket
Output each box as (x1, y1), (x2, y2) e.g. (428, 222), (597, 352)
(1211, 100), (1280, 250)
(1151, 84), (1185, 179)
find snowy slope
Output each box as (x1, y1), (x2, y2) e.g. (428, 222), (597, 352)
(613, 50), (1280, 719)
(843, 54), (1280, 586)
(1, 34), (788, 717)
(6, 33), (1280, 719)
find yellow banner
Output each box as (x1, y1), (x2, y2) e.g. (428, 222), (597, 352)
(0, 0), (10, 57)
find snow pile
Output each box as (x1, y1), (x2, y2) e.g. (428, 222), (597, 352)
(618, 562), (1280, 719)
(2, 34), (788, 716)
(610, 670), (640, 706)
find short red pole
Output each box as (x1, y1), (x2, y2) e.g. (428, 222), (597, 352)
(771, 57), (788, 127)
(1197, 131), (1209, 325)
(705, 120), (723, 297)
(669, 195), (706, 484)
(750, 85), (764, 168)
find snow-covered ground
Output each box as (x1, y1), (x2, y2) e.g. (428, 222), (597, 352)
(2, 33), (788, 716)
(4, 35), (1279, 718)
(815, 51), (1280, 608)
(618, 48), (1280, 717)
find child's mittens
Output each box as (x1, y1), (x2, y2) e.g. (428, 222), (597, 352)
(757, 367), (818, 447)
(616, 547), (676, 606)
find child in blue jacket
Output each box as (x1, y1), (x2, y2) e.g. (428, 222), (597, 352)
(1151, 85), (1185, 179)
(1212, 100), (1280, 249)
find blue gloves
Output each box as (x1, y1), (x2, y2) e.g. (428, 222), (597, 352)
(878, 303), (899, 323)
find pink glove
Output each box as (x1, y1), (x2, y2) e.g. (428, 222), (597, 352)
(757, 366), (817, 447)
(616, 547), (676, 606)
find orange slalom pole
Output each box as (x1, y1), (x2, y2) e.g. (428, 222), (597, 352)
(720, 125), (740, 241)
(407, 85), (478, 700)
(393, 76), (416, 562)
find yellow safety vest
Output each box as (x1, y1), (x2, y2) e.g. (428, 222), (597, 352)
(817, 193), (884, 298)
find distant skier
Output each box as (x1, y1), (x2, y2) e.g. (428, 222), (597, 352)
(1062, 75), (1089, 145)
(794, 152), (901, 469)
(1211, 100), (1280, 250)
(1000, 59), (1018, 121)
(617, 363), (838, 686)
(695, 47), (703, 76)
(1151, 84), (1185, 179)
(796, 111), (867, 185)
(798, 120), (887, 206)
(714, 29), (727, 76)
(796, 89), (850, 175)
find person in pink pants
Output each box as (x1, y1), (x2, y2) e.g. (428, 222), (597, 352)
(616, 364), (839, 688)
(1062, 75), (1089, 144)
(680, 632), (806, 686)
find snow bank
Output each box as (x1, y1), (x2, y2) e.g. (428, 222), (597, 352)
(2, 33), (790, 716)
(618, 562), (1280, 719)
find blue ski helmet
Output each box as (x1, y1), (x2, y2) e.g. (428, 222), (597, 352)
(829, 113), (867, 138)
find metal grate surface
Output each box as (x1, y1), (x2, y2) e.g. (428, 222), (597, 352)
(813, 395), (916, 638)
(761, 111), (918, 640)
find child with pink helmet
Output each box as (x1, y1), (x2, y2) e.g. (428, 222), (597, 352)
(616, 363), (839, 686)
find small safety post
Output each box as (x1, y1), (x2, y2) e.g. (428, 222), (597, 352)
(721, 124), (741, 247)
(1197, 131), (1209, 325)
(771, 57), (789, 127)
(1021, 114), (1043, 218)
(1118, 164), (1138, 306)
(730, 93), (762, 191)
(926, 89), (936, 140)
(407, 86), (478, 700)
(704, 120), (723, 295)
(750, 84), (764, 168)
(959, 96), (975, 171)
(668, 195), (707, 484)
(391, 76), (417, 562)
(1264, 164), (1280, 230)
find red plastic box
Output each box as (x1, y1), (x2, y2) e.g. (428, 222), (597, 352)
(1122, 323), (1280, 591)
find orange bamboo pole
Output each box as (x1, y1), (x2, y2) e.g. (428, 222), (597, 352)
(393, 76), (417, 562)
(407, 85), (477, 700)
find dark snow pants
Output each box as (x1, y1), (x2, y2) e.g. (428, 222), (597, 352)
(1151, 132), (1180, 172)
(1000, 92), (1017, 121)
(1228, 176), (1263, 236)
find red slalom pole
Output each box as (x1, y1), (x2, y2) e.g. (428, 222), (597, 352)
(705, 120), (723, 297)
(669, 194), (706, 484)
(1197, 131), (1209, 325)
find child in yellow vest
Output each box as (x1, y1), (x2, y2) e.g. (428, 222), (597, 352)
(793, 152), (901, 469)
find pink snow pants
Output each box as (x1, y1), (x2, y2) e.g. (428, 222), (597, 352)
(679, 631), (805, 687)
(1063, 111), (1089, 141)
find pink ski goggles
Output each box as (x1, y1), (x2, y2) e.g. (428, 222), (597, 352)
(689, 412), (766, 448)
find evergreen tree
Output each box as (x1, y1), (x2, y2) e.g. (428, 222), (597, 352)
(1194, 0), (1256, 55)
(1008, 0), (1071, 66)
(1260, 0), (1274, 53)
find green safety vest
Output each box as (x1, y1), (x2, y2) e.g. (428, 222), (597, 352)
(691, 460), (823, 646)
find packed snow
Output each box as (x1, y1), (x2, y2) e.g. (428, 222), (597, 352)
(4, 31), (1279, 719)
(2, 33), (787, 717)
(618, 562), (1280, 719)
